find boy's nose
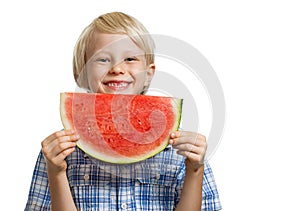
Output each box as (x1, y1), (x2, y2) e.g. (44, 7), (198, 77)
(109, 63), (125, 75)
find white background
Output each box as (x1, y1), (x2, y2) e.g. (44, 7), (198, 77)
(1, 0), (299, 210)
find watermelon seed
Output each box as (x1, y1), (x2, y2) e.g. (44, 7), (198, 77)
(87, 127), (95, 137)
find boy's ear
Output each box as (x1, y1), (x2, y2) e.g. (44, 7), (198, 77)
(145, 63), (156, 87)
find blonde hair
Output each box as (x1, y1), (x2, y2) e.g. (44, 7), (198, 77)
(73, 12), (155, 89)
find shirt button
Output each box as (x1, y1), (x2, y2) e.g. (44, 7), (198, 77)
(121, 203), (127, 209)
(84, 174), (89, 181)
(156, 174), (160, 179)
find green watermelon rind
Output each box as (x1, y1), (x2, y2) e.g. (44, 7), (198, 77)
(60, 93), (183, 164)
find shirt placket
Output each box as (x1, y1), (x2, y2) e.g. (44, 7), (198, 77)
(117, 179), (134, 211)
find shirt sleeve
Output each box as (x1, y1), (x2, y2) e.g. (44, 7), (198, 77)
(25, 150), (51, 211)
(175, 161), (222, 211)
(201, 161), (222, 210)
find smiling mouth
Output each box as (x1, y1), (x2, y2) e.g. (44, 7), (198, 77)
(103, 81), (131, 90)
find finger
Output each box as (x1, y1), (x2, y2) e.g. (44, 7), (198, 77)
(52, 147), (76, 164)
(176, 150), (204, 164)
(43, 142), (77, 165)
(41, 130), (80, 147)
(172, 143), (202, 154)
(170, 131), (181, 138)
(177, 145), (207, 162)
(42, 135), (79, 159)
(171, 130), (201, 138)
(171, 134), (205, 147)
(42, 130), (76, 146)
(51, 139), (78, 157)
(43, 133), (79, 151)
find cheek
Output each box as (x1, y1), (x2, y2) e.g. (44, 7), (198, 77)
(87, 66), (107, 89)
(132, 70), (147, 83)
(130, 63), (147, 78)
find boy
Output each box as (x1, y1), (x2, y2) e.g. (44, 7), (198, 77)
(25, 12), (221, 210)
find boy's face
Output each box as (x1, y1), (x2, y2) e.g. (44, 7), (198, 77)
(85, 32), (155, 94)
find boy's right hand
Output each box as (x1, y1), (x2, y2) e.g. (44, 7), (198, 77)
(41, 130), (80, 174)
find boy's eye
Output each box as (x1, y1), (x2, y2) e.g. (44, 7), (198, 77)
(124, 57), (137, 62)
(97, 58), (110, 63)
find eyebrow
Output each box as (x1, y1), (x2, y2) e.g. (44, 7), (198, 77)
(122, 50), (145, 57)
(93, 50), (145, 57)
(92, 50), (110, 56)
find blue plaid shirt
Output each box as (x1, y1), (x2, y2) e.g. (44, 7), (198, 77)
(25, 146), (221, 210)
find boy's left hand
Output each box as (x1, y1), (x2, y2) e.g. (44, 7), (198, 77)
(169, 131), (207, 171)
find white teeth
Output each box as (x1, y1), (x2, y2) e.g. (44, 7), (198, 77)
(107, 82), (128, 88)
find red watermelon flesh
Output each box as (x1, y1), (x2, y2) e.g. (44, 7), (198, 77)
(60, 92), (182, 164)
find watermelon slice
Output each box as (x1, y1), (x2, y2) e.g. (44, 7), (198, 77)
(60, 92), (182, 164)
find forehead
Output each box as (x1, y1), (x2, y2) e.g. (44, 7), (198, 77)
(88, 32), (144, 57)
